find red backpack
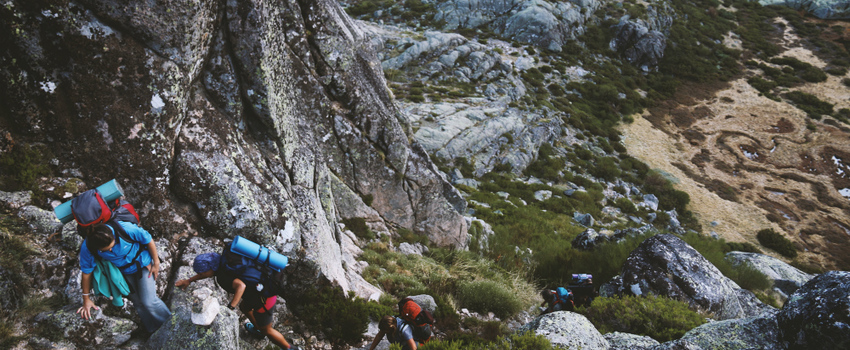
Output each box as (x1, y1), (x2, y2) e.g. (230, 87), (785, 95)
(71, 188), (140, 235)
(71, 188), (145, 268)
(397, 298), (435, 344)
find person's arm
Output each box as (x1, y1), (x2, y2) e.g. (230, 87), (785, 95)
(175, 270), (215, 289)
(367, 329), (386, 350)
(146, 240), (161, 279)
(76, 272), (99, 320)
(404, 338), (417, 350)
(229, 278), (246, 309)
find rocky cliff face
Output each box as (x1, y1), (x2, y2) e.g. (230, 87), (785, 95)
(1, 0), (467, 298)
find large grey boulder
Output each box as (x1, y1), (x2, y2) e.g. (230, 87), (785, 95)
(34, 307), (135, 348)
(756, 0), (850, 19)
(573, 212), (595, 227)
(381, 31), (470, 70)
(605, 331), (659, 350)
(435, 0), (602, 51)
(147, 266), (246, 349)
(23, 255), (69, 293)
(777, 271), (850, 350)
(653, 309), (783, 350)
(519, 311), (609, 349)
(407, 294), (438, 314)
(615, 234), (770, 320)
(572, 228), (605, 250)
(726, 251), (814, 299)
(611, 21), (668, 72)
(0, 190), (32, 209)
(18, 205), (63, 235)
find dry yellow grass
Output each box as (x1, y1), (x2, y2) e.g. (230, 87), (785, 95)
(620, 18), (850, 270)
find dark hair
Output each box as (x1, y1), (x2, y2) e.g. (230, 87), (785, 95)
(378, 315), (396, 334)
(541, 289), (555, 302)
(87, 224), (114, 251)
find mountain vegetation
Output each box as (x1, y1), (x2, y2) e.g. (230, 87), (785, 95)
(1, 0), (849, 347)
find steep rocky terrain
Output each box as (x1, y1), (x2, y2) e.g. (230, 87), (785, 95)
(3, 0), (850, 348)
(1, 0), (467, 295)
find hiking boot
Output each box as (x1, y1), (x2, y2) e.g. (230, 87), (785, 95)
(284, 346), (300, 350)
(244, 322), (262, 337)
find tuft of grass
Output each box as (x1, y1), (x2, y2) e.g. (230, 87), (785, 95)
(457, 280), (522, 319)
(0, 319), (24, 349)
(410, 331), (554, 350)
(0, 227), (39, 313)
(398, 227), (429, 246)
(582, 295), (707, 342)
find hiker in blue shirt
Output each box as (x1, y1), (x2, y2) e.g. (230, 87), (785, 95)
(368, 315), (417, 350)
(76, 222), (171, 333)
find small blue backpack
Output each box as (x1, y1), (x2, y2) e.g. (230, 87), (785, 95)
(555, 287), (573, 304)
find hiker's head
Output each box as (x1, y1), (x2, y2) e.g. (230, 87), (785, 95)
(378, 315), (397, 333)
(193, 253), (222, 274)
(88, 224), (115, 252)
(541, 289), (555, 302)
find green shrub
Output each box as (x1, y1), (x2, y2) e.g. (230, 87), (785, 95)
(361, 193), (374, 206)
(756, 228), (798, 258)
(457, 280), (523, 319)
(747, 76), (777, 95)
(732, 261), (773, 290)
(642, 171), (690, 214)
(414, 332), (553, 350)
(287, 286), (368, 347)
(799, 66), (828, 82)
(363, 296), (395, 322)
(398, 227), (429, 245)
(0, 144), (53, 193)
(454, 157), (475, 178)
(770, 56), (812, 70)
(342, 217), (375, 240)
(589, 157), (621, 181)
(825, 67), (848, 76)
(0, 226), (38, 312)
(582, 295), (707, 342)
(613, 197), (637, 214)
(0, 319), (24, 349)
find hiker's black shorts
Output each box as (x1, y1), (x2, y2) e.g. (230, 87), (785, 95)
(240, 297), (276, 327)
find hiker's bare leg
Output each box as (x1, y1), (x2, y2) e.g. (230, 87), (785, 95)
(244, 309), (257, 325)
(258, 322), (291, 349)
